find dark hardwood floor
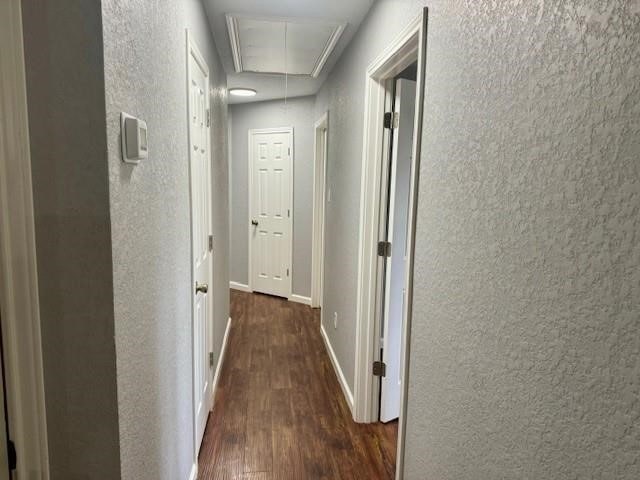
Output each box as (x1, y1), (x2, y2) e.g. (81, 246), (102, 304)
(198, 290), (398, 479)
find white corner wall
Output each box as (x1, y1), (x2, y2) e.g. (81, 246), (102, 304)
(229, 96), (316, 298)
(314, 0), (640, 478)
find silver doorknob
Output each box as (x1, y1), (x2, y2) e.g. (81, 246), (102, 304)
(195, 282), (208, 294)
(251, 219), (258, 226)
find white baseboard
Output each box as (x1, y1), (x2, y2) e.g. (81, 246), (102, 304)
(211, 316), (232, 409)
(289, 294), (312, 306)
(320, 323), (354, 412)
(188, 463), (197, 480)
(229, 281), (251, 292)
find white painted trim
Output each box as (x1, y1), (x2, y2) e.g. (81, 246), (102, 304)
(395, 10), (429, 480)
(188, 463), (198, 480)
(353, 12), (422, 425)
(187, 28), (212, 463)
(225, 14), (243, 73)
(248, 127), (294, 298)
(289, 294), (312, 306)
(311, 24), (347, 78)
(0, 1), (50, 477)
(311, 112), (329, 309)
(211, 317), (232, 407)
(229, 281), (251, 292)
(320, 324), (354, 412)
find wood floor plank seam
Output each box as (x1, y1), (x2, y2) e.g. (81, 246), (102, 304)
(198, 291), (397, 479)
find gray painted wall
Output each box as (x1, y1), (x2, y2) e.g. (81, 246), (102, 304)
(102, 0), (229, 478)
(315, 0), (640, 478)
(24, 1), (230, 479)
(21, 1), (121, 478)
(229, 97), (315, 298)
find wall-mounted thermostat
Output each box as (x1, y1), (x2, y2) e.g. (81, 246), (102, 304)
(121, 112), (148, 164)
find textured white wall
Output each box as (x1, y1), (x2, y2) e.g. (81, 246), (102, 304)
(102, 0), (229, 479)
(229, 97), (315, 298)
(315, 0), (640, 477)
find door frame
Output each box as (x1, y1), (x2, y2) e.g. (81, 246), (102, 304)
(311, 112), (329, 308)
(352, 9), (428, 480)
(0, 0), (50, 476)
(186, 30), (212, 473)
(247, 127), (294, 299)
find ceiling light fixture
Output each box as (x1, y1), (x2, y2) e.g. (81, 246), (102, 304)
(229, 88), (257, 97)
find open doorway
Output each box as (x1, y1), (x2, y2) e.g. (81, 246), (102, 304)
(311, 112), (328, 309)
(379, 65), (417, 423)
(353, 9), (428, 480)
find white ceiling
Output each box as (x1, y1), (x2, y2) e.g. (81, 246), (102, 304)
(227, 15), (346, 77)
(203, 0), (376, 104)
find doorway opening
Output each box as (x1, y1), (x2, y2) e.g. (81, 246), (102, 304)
(378, 65), (417, 424)
(311, 112), (328, 309)
(353, 9), (428, 480)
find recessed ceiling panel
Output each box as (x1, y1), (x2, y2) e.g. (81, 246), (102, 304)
(226, 14), (346, 77)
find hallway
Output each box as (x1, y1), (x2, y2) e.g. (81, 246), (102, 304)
(198, 291), (397, 479)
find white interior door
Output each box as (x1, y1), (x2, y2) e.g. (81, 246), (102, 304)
(249, 129), (293, 298)
(188, 36), (212, 452)
(380, 78), (416, 423)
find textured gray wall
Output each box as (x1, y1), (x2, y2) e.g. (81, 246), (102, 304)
(21, 1), (122, 478)
(101, 0), (229, 479)
(316, 0), (640, 478)
(229, 97), (315, 298)
(406, 1), (640, 478)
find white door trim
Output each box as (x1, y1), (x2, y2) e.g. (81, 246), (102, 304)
(311, 112), (329, 309)
(186, 29), (212, 462)
(352, 8), (428, 480)
(247, 127), (294, 298)
(0, 0), (50, 477)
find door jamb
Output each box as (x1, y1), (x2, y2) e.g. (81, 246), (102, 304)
(247, 127), (294, 299)
(311, 112), (329, 308)
(186, 29), (212, 472)
(0, 0), (50, 476)
(352, 8), (428, 480)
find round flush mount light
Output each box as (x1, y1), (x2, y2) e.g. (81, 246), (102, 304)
(229, 88), (257, 97)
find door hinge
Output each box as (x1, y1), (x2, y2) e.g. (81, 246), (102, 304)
(288, 209), (290, 218)
(288, 147), (291, 156)
(383, 112), (399, 129)
(377, 241), (391, 257)
(206, 109), (211, 127)
(373, 361), (386, 377)
(209, 352), (214, 367)
(208, 234), (214, 252)
(286, 268), (290, 277)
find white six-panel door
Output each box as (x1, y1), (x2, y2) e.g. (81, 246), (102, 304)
(380, 78), (417, 423)
(188, 34), (212, 453)
(249, 129), (293, 299)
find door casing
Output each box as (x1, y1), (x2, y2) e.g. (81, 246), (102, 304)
(0, 0), (50, 476)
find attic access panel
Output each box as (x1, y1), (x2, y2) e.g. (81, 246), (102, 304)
(226, 14), (347, 78)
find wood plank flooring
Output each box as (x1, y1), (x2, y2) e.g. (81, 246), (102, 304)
(198, 290), (398, 479)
